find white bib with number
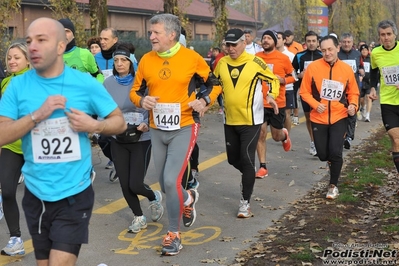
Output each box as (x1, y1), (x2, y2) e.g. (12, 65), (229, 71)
(123, 112), (143, 125)
(304, 61), (312, 70)
(153, 103), (181, 131)
(382, 65), (399, 85)
(31, 117), (81, 163)
(321, 79), (344, 101)
(267, 64), (274, 72)
(363, 62), (370, 73)
(102, 69), (113, 79)
(342, 60), (357, 73)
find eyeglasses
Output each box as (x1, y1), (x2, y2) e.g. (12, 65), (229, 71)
(225, 42), (239, 47)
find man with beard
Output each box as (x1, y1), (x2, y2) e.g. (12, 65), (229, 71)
(292, 31), (323, 156)
(58, 18), (104, 83)
(338, 33), (361, 150)
(254, 30), (295, 179)
(95, 27), (119, 79)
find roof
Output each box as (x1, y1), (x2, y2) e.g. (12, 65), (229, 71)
(22, 0), (258, 25)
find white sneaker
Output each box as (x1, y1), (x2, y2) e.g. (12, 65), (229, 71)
(237, 199), (253, 218)
(309, 141), (317, 156)
(128, 216), (147, 233)
(326, 185), (339, 199)
(149, 190), (164, 222)
(292, 116), (299, 125)
(364, 112), (370, 122)
(1, 237), (25, 256)
(356, 111), (363, 121)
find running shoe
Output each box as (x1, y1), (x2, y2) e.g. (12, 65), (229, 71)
(187, 178), (199, 190)
(356, 111), (363, 121)
(344, 137), (351, 150)
(292, 116), (299, 125)
(105, 160), (114, 169)
(282, 128), (292, 151)
(364, 112), (370, 122)
(128, 216), (147, 233)
(255, 167), (268, 179)
(149, 190), (164, 222)
(161, 232), (182, 256)
(109, 169), (118, 182)
(183, 189), (198, 227)
(237, 199), (253, 218)
(326, 185), (339, 200)
(218, 108), (223, 115)
(1, 237), (25, 256)
(309, 141), (317, 156)
(191, 169), (199, 179)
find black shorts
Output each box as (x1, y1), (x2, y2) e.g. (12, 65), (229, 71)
(285, 90), (296, 109)
(381, 104), (399, 131)
(22, 185), (94, 259)
(360, 87), (371, 98)
(263, 107), (286, 129)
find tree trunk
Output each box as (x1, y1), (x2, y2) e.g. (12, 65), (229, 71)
(211, 0), (228, 46)
(90, 0), (108, 36)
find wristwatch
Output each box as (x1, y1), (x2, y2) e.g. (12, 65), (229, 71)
(201, 95), (211, 106)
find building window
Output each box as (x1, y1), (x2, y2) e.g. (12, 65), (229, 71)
(194, 34), (209, 41)
(117, 31), (137, 39)
(5, 27), (15, 39)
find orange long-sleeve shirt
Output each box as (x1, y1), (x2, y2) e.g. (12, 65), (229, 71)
(299, 58), (359, 125)
(256, 50), (295, 108)
(130, 46), (222, 129)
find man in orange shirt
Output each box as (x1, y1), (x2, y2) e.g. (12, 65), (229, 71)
(300, 35), (359, 199)
(130, 14), (221, 256)
(255, 30), (295, 179)
(284, 30), (304, 55)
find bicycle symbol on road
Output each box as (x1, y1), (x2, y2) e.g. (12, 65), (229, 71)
(114, 223), (221, 255)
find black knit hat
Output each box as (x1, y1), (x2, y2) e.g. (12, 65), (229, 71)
(58, 18), (75, 35)
(262, 30), (278, 46)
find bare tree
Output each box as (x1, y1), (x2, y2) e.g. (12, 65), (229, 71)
(89, 0), (108, 36)
(210, 0), (229, 46)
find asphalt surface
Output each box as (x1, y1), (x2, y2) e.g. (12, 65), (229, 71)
(0, 103), (383, 266)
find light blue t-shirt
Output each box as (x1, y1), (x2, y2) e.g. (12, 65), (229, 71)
(0, 66), (118, 201)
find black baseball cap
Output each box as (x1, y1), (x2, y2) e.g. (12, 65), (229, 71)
(284, 30), (293, 36)
(224, 29), (245, 44)
(359, 44), (369, 51)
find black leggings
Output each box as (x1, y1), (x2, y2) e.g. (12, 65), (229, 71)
(224, 124), (261, 202)
(110, 139), (155, 216)
(312, 118), (347, 186)
(181, 142), (199, 189)
(0, 148), (24, 237)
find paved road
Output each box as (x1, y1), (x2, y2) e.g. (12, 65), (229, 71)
(0, 104), (383, 266)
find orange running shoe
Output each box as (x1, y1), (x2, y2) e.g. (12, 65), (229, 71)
(282, 128), (292, 151)
(255, 167), (268, 179)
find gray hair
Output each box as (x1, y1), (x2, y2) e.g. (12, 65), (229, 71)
(102, 27), (118, 38)
(150, 14), (181, 42)
(377, 20), (398, 36)
(340, 33), (353, 41)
